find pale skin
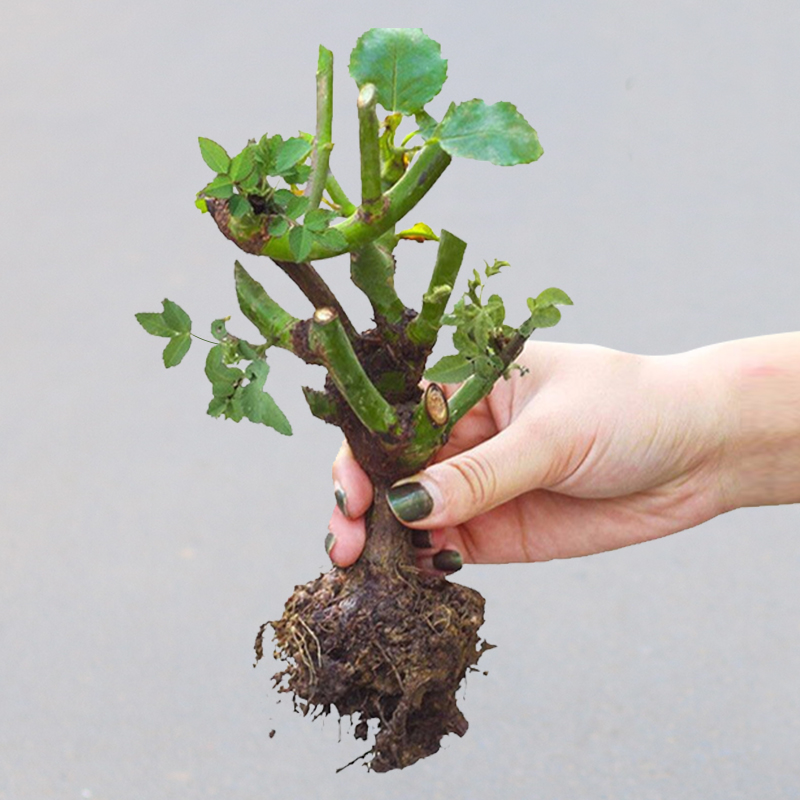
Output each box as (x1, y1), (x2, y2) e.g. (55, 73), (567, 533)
(328, 333), (800, 572)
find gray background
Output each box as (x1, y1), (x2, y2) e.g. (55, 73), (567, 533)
(1, 0), (798, 798)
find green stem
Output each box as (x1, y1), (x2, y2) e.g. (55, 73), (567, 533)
(254, 142), (452, 261)
(309, 307), (400, 436)
(357, 84), (382, 212)
(234, 261), (300, 351)
(306, 45), (334, 212)
(325, 172), (356, 216)
(446, 328), (532, 429)
(350, 242), (406, 324)
(406, 230), (467, 347)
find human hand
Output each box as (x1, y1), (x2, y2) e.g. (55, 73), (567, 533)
(326, 340), (733, 572)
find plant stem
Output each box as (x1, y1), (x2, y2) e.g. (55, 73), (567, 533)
(350, 242), (406, 324)
(234, 261), (300, 351)
(325, 172), (356, 216)
(357, 84), (382, 213)
(271, 258), (356, 340)
(309, 308), (400, 436)
(446, 327), (532, 429)
(406, 230), (467, 347)
(306, 45), (334, 212)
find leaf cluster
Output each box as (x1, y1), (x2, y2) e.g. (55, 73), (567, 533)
(197, 134), (346, 262)
(135, 299), (192, 367)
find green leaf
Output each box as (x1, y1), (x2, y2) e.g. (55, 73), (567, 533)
(163, 333), (191, 367)
(204, 345), (243, 397)
(162, 299), (191, 334)
(274, 137), (313, 176)
(304, 207), (334, 233)
(199, 137), (231, 173)
(434, 100), (543, 166)
(535, 287), (573, 306)
(268, 217), (289, 237)
(424, 353), (475, 383)
(349, 28), (447, 114)
(288, 225), (313, 262)
(414, 110), (439, 140)
(203, 175), (235, 199)
(135, 312), (174, 338)
(485, 259), (510, 277)
(285, 194), (310, 220)
(526, 301), (562, 328)
(229, 146), (256, 182)
(195, 197), (209, 213)
(240, 360), (293, 435)
(228, 194), (253, 218)
(318, 227), (348, 251)
(211, 318), (230, 341)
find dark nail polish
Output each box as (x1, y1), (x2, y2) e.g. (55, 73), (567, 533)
(387, 482), (434, 523)
(432, 550), (463, 573)
(411, 530), (432, 549)
(324, 531), (336, 556)
(334, 485), (348, 517)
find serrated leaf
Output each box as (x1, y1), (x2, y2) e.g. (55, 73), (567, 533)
(535, 287), (573, 306)
(288, 225), (313, 262)
(349, 28), (447, 114)
(229, 147), (256, 182)
(163, 333), (191, 367)
(203, 175), (235, 199)
(228, 194), (253, 218)
(424, 353), (475, 383)
(199, 137), (231, 173)
(274, 137), (313, 176)
(414, 110), (439, 140)
(398, 222), (439, 242)
(135, 312), (174, 337)
(240, 360), (292, 435)
(162, 299), (191, 334)
(434, 100), (543, 166)
(526, 302), (562, 328)
(285, 194), (310, 220)
(453, 327), (481, 358)
(207, 396), (228, 417)
(282, 163), (312, 186)
(486, 294), (506, 326)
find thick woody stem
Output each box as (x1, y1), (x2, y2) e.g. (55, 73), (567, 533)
(357, 84), (383, 213)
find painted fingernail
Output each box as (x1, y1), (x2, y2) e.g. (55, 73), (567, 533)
(432, 550), (463, 573)
(334, 483), (349, 518)
(387, 482), (433, 523)
(411, 530), (432, 549)
(324, 531), (336, 556)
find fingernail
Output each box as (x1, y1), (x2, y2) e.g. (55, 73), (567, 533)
(432, 550), (463, 573)
(324, 531), (336, 556)
(411, 530), (432, 549)
(387, 482), (434, 523)
(334, 483), (349, 517)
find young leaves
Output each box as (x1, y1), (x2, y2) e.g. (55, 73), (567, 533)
(135, 299), (192, 368)
(349, 28), (447, 115)
(204, 343), (292, 435)
(525, 287), (573, 329)
(433, 100), (543, 166)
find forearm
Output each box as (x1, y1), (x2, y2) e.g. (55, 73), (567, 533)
(708, 332), (800, 509)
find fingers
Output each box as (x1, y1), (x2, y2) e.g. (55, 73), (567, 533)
(386, 420), (554, 530)
(326, 506), (366, 567)
(332, 440), (373, 519)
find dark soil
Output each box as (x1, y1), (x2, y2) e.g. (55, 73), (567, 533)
(255, 489), (490, 772)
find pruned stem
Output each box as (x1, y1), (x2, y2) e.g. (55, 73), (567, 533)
(306, 45), (334, 212)
(309, 308), (400, 436)
(357, 84), (382, 212)
(406, 230), (467, 347)
(350, 242), (406, 324)
(234, 261), (300, 350)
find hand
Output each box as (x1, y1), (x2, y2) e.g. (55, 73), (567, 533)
(326, 340), (734, 572)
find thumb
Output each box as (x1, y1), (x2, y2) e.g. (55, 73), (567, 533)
(387, 420), (555, 529)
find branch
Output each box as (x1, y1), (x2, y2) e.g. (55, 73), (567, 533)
(234, 261), (300, 351)
(305, 45), (334, 212)
(406, 230), (467, 347)
(271, 258), (357, 340)
(357, 84), (382, 213)
(309, 307), (400, 436)
(350, 242), (406, 324)
(325, 172), (356, 216)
